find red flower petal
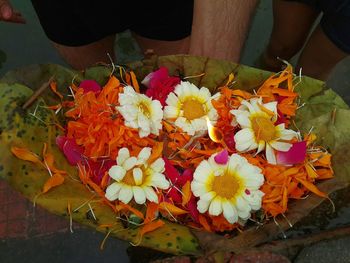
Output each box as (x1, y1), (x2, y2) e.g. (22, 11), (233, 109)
(164, 157), (180, 184)
(188, 196), (199, 223)
(276, 141), (307, 165)
(85, 159), (115, 185)
(223, 128), (236, 152)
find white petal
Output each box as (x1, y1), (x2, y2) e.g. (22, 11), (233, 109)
(151, 100), (163, 120)
(241, 100), (256, 113)
(270, 141), (292, 152)
(235, 196), (250, 212)
(191, 118), (207, 131)
(151, 173), (170, 189)
(123, 85), (136, 94)
(150, 158), (165, 173)
(201, 191), (216, 202)
(243, 190), (264, 210)
(125, 120), (138, 129)
(191, 181), (207, 197)
(105, 183), (121, 201)
(265, 144), (277, 164)
(243, 174), (264, 190)
(139, 128), (150, 138)
(231, 110), (251, 128)
(237, 208), (251, 220)
(137, 113), (150, 130)
(117, 148), (130, 166)
(194, 161), (212, 182)
(108, 165), (126, 181)
(123, 156), (137, 170)
(234, 129), (257, 152)
(256, 141), (266, 154)
(199, 87), (211, 101)
(133, 186), (146, 204)
(164, 105), (180, 119)
(132, 168), (143, 185)
(207, 108), (219, 122)
(118, 186), (133, 204)
(222, 200), (238, 224)
(165, 92), (179, 106)
(234, 128), (254, 143)
(208, 196), (223, 216)
(264, 101), (277, 113)
(118, 106), (138, 121)
(197, 199), (210, 213)
(278, 127), (297, 140)
(144, 187), (159, 203)
(227, 155), (240, 173)
(175, 117), (195, 135)
(137, 147), (152, 165)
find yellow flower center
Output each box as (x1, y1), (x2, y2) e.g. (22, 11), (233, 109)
(138, 102), (151, 118)
(122, 170), (136, 185)
(212, 171), (241, 199)
(251, 116), (276, 142)
(182, 99), (206, 120)
(122, 169), (145, 186)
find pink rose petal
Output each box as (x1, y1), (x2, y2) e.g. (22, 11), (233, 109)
(276, 141), (307, 165)
(79, 80), (101, 93)
(214, 149), (229, 164)
(56, 136), (84, 165)
(143, 67), (180, 106)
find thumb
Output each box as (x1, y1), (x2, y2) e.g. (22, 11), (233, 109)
(0, 1), (13, 20)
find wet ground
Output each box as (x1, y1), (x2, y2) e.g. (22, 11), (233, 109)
(1, 1), (350, 262)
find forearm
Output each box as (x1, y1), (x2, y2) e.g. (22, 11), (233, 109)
(189, 0), (258, 62)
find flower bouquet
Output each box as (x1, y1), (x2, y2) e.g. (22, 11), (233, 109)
(1, 55), (350, 255)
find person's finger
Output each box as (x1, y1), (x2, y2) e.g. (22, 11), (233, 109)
(0, 0), (13, 20)
(0, 1), (25, 23)
(8, 11), (25, 23)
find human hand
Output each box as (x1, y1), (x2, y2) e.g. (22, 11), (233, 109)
(0, 0), (25, 23)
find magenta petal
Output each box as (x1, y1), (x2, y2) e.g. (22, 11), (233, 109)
(56, 135), (66, 151)
(276, 141), (307, 165)
(214, 149), (229, 164)
(149, 67), (169, 83)
(79, 80), (101, 93)
(56, 136), (84, 165)
(141, 67), (168, 88)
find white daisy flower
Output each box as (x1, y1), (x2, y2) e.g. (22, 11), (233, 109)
(231, 98), (297, 164)
(164, 81), (219, 135)
(117, 86), (163, 138)
(105, 147), (170, 204)
(191, 153), (265, 224)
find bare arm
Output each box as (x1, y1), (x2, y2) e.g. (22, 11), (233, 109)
(189, 0), (257, 62)
(0, 0), (25, 23)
